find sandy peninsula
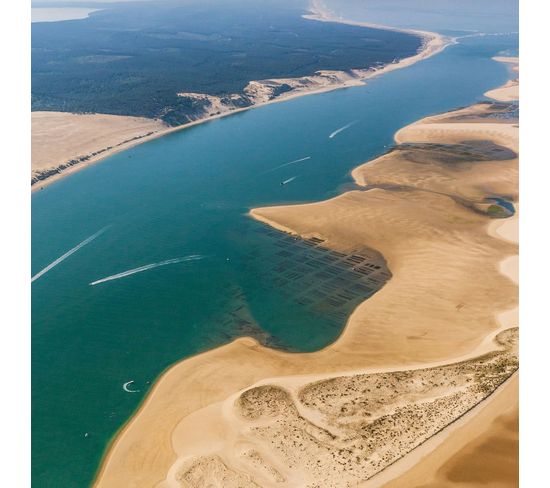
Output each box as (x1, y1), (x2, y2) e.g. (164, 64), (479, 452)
(31, 5), (448, 189)
(484, 56), (519, 102)
(93, 68), (518, 486)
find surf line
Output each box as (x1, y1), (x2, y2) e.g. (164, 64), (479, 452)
(89, 255), (204, 286)
(262, 156), (311, 174)
(329, 120), (358, 139)
(31, 226), (110, 283)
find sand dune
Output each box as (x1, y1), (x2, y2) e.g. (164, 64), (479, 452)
(160, 329), (517, 488)
(378, 201), (518, 488)
(380, 374), (518, 488)
(31, 112), (167, 188)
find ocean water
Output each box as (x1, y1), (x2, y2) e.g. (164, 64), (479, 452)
(32, 31), (517, 488)
(323, 0), (518, 34)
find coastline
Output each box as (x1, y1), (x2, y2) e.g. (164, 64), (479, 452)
(32, 11), (448, 192)
(370, 372), (518, 487)
(93, 74), (518, 486)
(484, 56), (519, 101)
(305, 0), (446, 58)
(373, 198), (518, 487)
(31, 112), (168, 189)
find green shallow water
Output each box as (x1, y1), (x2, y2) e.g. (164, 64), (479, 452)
(32, 34), (517, 487)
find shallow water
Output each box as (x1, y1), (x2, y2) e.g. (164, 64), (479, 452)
(32, 32), (517, 487)
(323, 0), (518, 34)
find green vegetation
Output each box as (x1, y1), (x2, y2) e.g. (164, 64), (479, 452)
(31, 1), (422, 125)
(486, 204), (514, 218)
(487, 204), (506, 216)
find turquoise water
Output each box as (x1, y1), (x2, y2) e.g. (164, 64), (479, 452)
(32, 33), (517, 487)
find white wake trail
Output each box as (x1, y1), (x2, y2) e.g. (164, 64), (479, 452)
(455, 31), (518, 40)
(281, 176), (298, 185)
(262, 156), (311, 174)
(329, 120), (358, 139)
(89, 255), (204, 286)
(31, 226), (109, 283)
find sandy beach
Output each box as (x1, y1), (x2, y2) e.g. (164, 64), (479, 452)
(31, 7), (448, 189)
(484, 56), (519, 101)
(379, 373), (518, 488)
(92, 61), (519, 487)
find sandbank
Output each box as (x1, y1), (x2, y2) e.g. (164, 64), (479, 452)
(93, 83), (518, 486)
(379, 373), (518, 488)
(484, 56), (519, 102)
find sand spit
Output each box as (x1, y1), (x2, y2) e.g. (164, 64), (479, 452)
(93, 93), (518, 486)
(305, 0), (447, 67)
(32, 7), (448, 189)
(163, 328), (517, 488)
(31, 112), (167, 188)
(484, 56), (519, 102)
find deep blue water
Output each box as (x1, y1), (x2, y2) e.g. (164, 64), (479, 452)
(32, 32), (517, 487)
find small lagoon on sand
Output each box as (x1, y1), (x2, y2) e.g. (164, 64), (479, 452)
(32, 32), (517, 487)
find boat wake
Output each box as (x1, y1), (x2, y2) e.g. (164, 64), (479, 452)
(329, 121), (358, 139)
(89, 255), (204, 286)
(31, 226), (110, 283)
(262, 156), (311, 174)
(280, 176), (298, 186)
(122, 381), (140, 393)
(455, 31), (518, 40)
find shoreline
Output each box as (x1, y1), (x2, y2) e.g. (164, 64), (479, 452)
(32, 11), (448, 192)
(305, 0), (446, 55)
(369, 372), (518, 487)
(93, 81), (518, 486)
(372, 197), (518, 486)
(484, 56), (519, 101)
(31, 112), (168, 190)
(381, 207), (518, 485)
